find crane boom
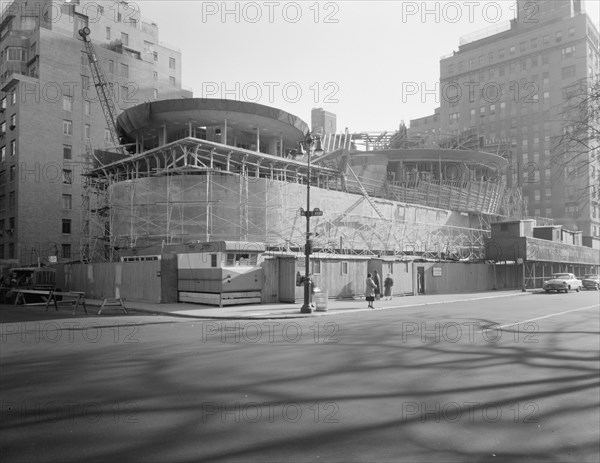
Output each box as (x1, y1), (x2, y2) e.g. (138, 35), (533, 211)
(78, 27), (125, 155)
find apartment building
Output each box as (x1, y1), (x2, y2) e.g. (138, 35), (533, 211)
(409, 0), (599, 239)
(438, 0), (599, 237)
(0, 0), (192, 266)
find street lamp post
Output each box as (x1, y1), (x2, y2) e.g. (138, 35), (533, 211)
(298, 132), (323, 314)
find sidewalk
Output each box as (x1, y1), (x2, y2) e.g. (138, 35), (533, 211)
(86, 290), (533, 319)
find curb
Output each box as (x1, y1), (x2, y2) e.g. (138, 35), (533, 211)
(125, 290), (535, 320)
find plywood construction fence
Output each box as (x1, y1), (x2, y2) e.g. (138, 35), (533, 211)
(56, 256), (178, 303)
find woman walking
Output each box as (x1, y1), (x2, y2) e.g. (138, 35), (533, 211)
(365, 273), (377, 309)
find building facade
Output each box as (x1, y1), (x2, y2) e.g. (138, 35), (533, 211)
(311, 107), (337, 135)
(437, 0), (600, 239)
(0, 0), (192, 267)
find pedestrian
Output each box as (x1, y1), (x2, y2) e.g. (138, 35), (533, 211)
(373, 270), (381, 300)
(384, 274), (394, 300)
(365, 273), (377, 309)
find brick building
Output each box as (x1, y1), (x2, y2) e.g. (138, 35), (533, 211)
(410, 0), (600, 240)
(0, 0), (192, 266)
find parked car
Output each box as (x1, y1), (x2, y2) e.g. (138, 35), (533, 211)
(581, 274), (600, 291)
(543, 273), (582, 293)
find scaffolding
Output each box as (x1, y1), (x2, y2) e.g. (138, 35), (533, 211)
(82, 136), (506, 262)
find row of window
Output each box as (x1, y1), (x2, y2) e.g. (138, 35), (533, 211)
(448, 27), (577, 75)
(0, 244), (72, 260)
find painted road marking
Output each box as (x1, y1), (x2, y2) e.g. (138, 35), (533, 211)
(482, 304), (600, 332)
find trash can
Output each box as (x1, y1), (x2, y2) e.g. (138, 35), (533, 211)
(313, 288), (328, 312)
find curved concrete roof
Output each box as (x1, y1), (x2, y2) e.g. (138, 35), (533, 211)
(116, 98), (309, 144)
(355, 148), (509, 167)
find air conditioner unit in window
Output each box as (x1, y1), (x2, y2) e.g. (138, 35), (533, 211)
(0, 108), (5, 113)
(9, 124), (16, 130)
(0, 131), (4, 137)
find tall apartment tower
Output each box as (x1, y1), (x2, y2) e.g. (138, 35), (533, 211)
(438, 0), (600, 237)
(0, 0), (192, 267)
(311, 107), (337, 135)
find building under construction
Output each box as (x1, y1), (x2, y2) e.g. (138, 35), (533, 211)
(82, 98), (513, 263)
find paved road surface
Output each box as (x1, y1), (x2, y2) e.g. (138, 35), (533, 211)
(1, 291), (598, 462)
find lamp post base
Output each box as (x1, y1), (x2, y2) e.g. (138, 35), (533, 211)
(300, 303), (313, 314)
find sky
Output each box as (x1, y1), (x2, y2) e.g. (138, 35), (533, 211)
(137, 0), (600, 132)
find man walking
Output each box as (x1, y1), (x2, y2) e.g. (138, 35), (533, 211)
(373, 270), (381, 300)
(384, 274), (394, 300)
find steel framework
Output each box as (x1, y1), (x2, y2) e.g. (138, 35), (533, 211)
(81, 137), (503, 262)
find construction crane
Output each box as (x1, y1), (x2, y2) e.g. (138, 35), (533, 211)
(78, 26), (125, 155)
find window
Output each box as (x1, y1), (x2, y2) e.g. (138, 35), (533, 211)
(341, 261), (348, 275)
(10, 140), (16, 156)
(105, 26), (111, 40)
(561, 45), (575, 59)
(531, 55), (538, 67)
(543, 34), (549, 45)
(169, 76), (176, 86)
(11, 91), (16, 105)
(81, 51), (88, 66)
(545, 208), (552, 217)
(556, 31), (562, 43)
(509, 45), (516, 55)
(62, 244), (71, 259)
(169, 57), (176, 69)
(520, 60), (527, 71)
(562, 65), (576, 79)
(545, 188), (552, 200)
(7, 47), (23, 61)
(121, 32), (129, 46)
(9, 191), (15, 209)
(9, 243), (14, 259)
(153, 88), (158, 99)
(0, 146), (4, 162)
(63, 145), (72, 160)
(153, 51), (158, 61)
(534, 190), (541, 201)
(568, 27), (575, 37)
(63, 95), (73, 111)
(82, 75), (90, 90)
(520, 41), (526, 52)
(312, 260), (321, 275)
(0, 97), (5, 110)
(9, 165), (15, 180)
(63, 169), (72, 184)
(153, 71), (158, 81)
(531, 37), (538, 49)
(63, 120), (72, 136)
(225, 253), (258, 266)
(104, 129), (111, 142)
(10, 114), (16, 128)
(108, 60), (114, 73)
(120, 63), (129, 78)
(62, 194), (72, 209)
(542, 72), (549, 86)
(85, 124), (90, 139)
(210, 254), (217, 267)
(62, 219), (71, 234)
(84, 100), (91, 116)
(499, 48), (505, 58)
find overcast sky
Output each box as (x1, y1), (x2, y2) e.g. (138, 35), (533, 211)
(138, 0), (600, 132)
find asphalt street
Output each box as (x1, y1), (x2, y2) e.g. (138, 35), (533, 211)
(1, 291), (599, 463)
